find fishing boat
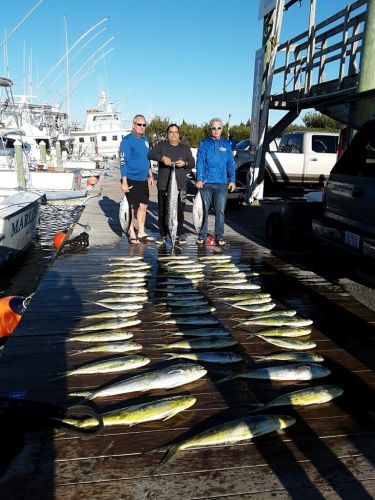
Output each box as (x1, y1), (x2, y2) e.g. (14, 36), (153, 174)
(0, 77), (88, 205)
(0, 173), (42, 266)
(70, 91), (131, 160)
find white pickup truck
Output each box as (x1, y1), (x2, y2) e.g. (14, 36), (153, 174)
(235, 130), (339, 194)
(269, 131), (339, 185)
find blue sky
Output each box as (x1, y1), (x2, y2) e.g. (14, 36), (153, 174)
(1, 1), (352, 127)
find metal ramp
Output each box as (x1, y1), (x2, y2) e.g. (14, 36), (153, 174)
(269, 0), (373, 128)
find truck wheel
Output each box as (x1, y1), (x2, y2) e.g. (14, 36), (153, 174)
(265, 213), (284, 244)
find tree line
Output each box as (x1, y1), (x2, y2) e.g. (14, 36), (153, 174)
(146, 112), (342, 148)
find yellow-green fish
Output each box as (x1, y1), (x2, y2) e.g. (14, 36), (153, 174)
(165, 351), (243, 363)
(250, 385), (343, 412)
(69, 363), (207, 399)
(257, 336), (317, 350)
(75, 318), (141, 332)
(62, 395), (197, 429)
(253, 351), (324, 363)
(72, 341), (143, 355)
(156, 337), (238, 350)
(221, 293), (271, 301)
(57, 354), (150, 377)
(150, 414), (295, 473)
(81, 310), (139, 321)
(218, 363), (330, 383)
(66, 330), (134, 342)
(248, 327), (312, 338)
(239, 316), (312, 327)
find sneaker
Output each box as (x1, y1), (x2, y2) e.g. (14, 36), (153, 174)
(196, 238), (205, 245)
(216, 239), (226, 246)
(177, 235), (186, 244)
(156, 236), (166, 244)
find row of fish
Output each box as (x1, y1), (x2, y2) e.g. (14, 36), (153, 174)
(57, 252), (343, 474)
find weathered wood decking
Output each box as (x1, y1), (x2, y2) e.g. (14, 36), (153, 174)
(0, 166), (374, 499)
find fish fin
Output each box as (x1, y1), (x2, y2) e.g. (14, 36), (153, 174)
(162, 410), (180, 421)
(154, 343), (168, 349)
(150, 444), (180, 474)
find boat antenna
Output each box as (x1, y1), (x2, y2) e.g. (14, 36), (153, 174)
(0, 0), (45, 49)
(48, 27), (107, 90)
(64, 16), (70, 118)
(38, 17), (108, 88)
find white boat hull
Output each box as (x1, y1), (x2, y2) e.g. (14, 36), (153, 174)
(0, 190), (42, 266)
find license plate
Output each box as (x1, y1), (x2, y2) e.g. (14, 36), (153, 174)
(344, 231), (360, 250)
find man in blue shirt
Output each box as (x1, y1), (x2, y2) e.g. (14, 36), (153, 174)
(119, 114), (154, 243)
(196, 118), (236, 246)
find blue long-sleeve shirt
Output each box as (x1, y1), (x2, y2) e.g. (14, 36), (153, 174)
(196, 137), (235, 184)
(119, 132), (150, 180)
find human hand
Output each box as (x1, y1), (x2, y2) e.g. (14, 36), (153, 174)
(196, 181), (204, 189)
(148, 176), (154, 187)
(162, 155), (172, 166)
(175, 159), (185, 168)
(121, 181), (129, 193)
(228, 182), (236, 192)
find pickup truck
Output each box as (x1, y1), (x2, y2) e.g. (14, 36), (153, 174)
(312, 120), (375, 259)
(235, 130), (339, 195)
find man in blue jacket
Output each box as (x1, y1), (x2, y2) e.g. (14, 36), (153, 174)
(119, 114), (155, 243)
(196, 118), (236, 246)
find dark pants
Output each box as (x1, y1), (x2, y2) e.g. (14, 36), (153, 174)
(158, 190), (186, 238)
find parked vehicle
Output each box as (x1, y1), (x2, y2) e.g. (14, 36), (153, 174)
(235, 131), (339, 194)
(312, 120), (375, 259)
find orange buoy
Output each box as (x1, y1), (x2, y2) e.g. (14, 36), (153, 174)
(53, 230), (67, 249)
(0, 296), (24, 337)
(86, 176), (99, 187)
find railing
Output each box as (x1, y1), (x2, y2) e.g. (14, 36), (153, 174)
(271, 0), (367, 105)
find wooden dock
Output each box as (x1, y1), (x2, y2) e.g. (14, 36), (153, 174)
(0, 165), (374, 499)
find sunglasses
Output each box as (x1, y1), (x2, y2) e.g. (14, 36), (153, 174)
(135, 123), (147, 127)
(211, 126), (222, 131)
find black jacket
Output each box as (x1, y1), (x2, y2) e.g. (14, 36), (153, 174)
(148, 141), (195, 190)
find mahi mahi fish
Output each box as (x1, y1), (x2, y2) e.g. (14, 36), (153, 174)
(253, 351), (324, 363)
(257, 336), (317, 350)
(250, 385), (343, 412)
(66, 331), (134, 342)
(62, 395), (197, 429)
(239, 316), (313, 327)
(75, 318), (141, 332)
(156, 336), (238, 350)
(150, 414), (295, 473)
(192, 189), (204, 234)
(72, 341), (143, 355)
(69, 363), (207, 400)
(154, 316), (219, 326)
(248, 327), (312, 338)
(57, 354), (150, 377)
(166, 165), (179, 246)
(165, 351), (243, 363)
(218, 363), (330, 383)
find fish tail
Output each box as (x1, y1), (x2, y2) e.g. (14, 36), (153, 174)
(68, 390), (93, 400)
(217, 375), (237, 384)
(154, 343), (167, 349)
(163, 353), (177, 359)
(248, 404), (265, 414)
(50, 373), (70, 381)
(150, 444), (180, 474)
